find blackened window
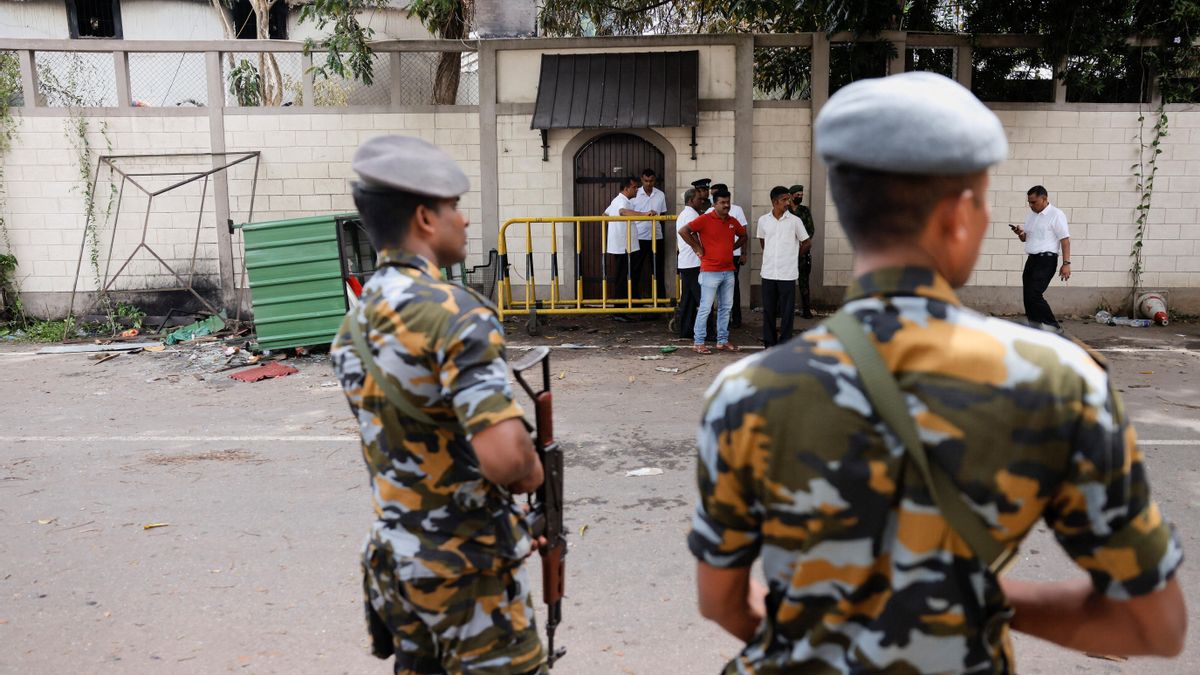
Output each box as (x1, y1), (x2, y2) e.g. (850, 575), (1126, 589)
(67, 0), (123, 39)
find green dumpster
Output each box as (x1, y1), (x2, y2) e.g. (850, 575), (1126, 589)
(240, 213), (360, 352)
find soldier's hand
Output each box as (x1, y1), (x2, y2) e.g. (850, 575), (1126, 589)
(748, 579), (768, 622)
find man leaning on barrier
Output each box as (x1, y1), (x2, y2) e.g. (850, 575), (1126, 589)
(688, 72), (1185, 673)
(331, 135), (549, 674)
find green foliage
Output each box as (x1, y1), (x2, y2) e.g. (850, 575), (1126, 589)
(298, 0), (389, 86)
(1129, 105), (1167, 302)
(1, 318), (78, 343)
(1, 51), (22, 322)
(229, 59), (263, 107)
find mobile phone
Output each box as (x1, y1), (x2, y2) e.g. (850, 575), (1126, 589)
(1008, 224), (1019, 231)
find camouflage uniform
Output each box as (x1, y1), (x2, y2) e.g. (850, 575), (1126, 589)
(332, 250), (546, 675)
(688, 266), (1183, 674)
(790, 203), (815, 316)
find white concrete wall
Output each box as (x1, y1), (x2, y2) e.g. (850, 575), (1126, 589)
(749, 106), (811, 278)
(121, 0), (225, 40)
(2, 114), (214, 299)
(820, 105), (1200, 312)
(0, 0), (69, 39)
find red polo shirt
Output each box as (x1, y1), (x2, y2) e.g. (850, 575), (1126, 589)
(688, 212), (746, 272)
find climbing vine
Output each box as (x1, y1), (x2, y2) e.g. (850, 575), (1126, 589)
(1129, 104), (1167, 304)
(37, 56), (117, 332)
(0, 51), (23, 323)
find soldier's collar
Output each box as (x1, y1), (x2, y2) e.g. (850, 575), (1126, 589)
(844, 266), (961, 306)
(376, 249), (441, 279)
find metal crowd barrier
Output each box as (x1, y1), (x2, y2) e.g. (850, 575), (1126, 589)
(497, 216), (680, 331)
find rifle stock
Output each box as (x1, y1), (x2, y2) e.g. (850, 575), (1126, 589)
(512, 347), (567, 668)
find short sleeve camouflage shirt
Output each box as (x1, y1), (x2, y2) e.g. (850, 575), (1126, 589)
(332, 250), (530, 577)
(688, 266), (1183, 674)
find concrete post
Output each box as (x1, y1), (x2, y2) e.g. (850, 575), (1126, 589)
(809, 32), (831, 303)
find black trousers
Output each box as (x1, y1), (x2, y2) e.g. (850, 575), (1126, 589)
(675, 267), (716, 340)
(761, 279), (796, 347)
(1022, 254), (1059, 328)
(732, 255), (743, 328)
(633, 239), (667, 300)
(798, 253), (813, 315)
(608, 252), (632, 301)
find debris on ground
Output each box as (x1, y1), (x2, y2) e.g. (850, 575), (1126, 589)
(639, 355), (665, 361)
(142, 523), (170, 530)
(36, 341), (161, 355)
(625, 468), (664, 477)
(654, 367), (680, 374)
(660, 346), (679, 354)
(90, 353), (120, 366)
(229, 362), (299, 383)
(165, 314), (226, 345)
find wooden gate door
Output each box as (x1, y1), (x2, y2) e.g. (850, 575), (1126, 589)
(573, 134), (665, 300)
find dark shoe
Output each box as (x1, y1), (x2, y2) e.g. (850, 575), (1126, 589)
(802, 311), (814, 319)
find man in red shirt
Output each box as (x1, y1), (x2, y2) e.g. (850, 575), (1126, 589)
(678, 189), (746, 354)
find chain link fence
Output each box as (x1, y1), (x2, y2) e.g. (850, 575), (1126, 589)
(311, 52), (391, 106)
(222, 51), (303, 107)
(129, 52), (208, 107)
(35, 51), (117, 107)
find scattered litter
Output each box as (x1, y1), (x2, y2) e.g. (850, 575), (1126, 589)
(119, 328), (140, 337)
(625, 468), (664, 477)
(655, 367), (680, 374)
(91, 353), (120, 366)
(639, 355), (665, 361)
(143, 345), (166, 352)
(660, 346), (679, 354)
(1136, 292), (1169, 326)
(36, 518), (57, 525)
(223, 346), (240, 357)
(37, 341), (160, 355)
(1139, 371), (1154, 375)
(627, 375), (636, 383)
(142, 523), (170, 530)
(229, 362), (299, 383)
(165, 314), (226, 345)
(579, 525), (588, 537)
(557, 371), (566, 380)
(320, 381), (339, 388)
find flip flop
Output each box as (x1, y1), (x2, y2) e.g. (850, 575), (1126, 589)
(693, 345), (713, 354)
(716, 343), (741, 352)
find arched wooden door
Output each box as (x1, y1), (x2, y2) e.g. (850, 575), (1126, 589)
(573, 134), (665, 300)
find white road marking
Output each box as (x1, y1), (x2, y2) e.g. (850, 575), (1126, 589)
(1139, 440), (1200, 446)
(1095, 347), (1199, 354)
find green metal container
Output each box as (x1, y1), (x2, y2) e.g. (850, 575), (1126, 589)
(240, 213), (358, 351)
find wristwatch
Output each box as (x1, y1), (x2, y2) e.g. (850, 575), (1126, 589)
(1062, 261), (1071, 265)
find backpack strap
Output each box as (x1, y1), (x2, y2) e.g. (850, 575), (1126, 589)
(346, 314), (439, 427)
(825, 310), (1016, 574)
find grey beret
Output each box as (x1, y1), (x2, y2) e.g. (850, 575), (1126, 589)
(352, 135), (470, 198)
(815, 72), (1008, 175)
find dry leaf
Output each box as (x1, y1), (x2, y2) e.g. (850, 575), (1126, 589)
(36, 518), (56, 525)
(579, 524), (588, 537)
(628, 375), (636, 383)
(143, 523), (170, 530)
(1139, 371), (1154, 375)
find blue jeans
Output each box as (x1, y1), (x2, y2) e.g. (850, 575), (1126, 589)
(695, 271), (734, 346)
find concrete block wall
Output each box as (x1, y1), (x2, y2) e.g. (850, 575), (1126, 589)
(2, 114), (212, 303)
(820, 105), (1200, 313)
(749, 106), (812, 278)
(224, 111), (484, 272)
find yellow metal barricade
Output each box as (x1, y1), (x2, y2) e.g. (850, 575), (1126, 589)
(497, 216), (680, 323)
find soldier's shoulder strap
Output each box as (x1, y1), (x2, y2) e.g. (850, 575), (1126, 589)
(825, 309), (1016, 574)
(346, 313), (439, 426)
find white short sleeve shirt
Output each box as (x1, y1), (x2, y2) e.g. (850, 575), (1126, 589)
(1023, 203), (1070, 255)
(756, 210), (810, 281)
(630, 187), (668, 240)
(605, 193), (634, 254)
(676, 206), (702, 269)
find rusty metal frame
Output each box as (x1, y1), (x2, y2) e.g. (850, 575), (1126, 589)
(65, 150), (260, 329)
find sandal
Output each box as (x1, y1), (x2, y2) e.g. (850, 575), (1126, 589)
(716, 343), (741, 352)
(692, 344), (713, 354)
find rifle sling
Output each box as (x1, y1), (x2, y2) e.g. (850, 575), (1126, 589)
(826, 310), (1015, 574)
(347, 316), (439, 427)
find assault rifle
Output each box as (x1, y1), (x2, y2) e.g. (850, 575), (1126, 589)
(512, 346), (567, 668)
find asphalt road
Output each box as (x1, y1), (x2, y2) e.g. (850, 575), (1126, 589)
(1, 316), (1197, 674)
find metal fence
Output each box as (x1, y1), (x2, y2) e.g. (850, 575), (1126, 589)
(3, 39), (482, 112)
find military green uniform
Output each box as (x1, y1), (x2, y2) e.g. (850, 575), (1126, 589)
(332, 250), (546, 675)
(688, 266), (1182, 674)
(790, 203), (814, 316)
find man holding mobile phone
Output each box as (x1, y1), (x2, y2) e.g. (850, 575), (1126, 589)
(1011, 185), (1070, 329)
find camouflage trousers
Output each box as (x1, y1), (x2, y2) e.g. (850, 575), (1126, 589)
(363, 540), (547, 675)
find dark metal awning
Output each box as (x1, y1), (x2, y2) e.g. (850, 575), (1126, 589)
(531, 51), (700, 130)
